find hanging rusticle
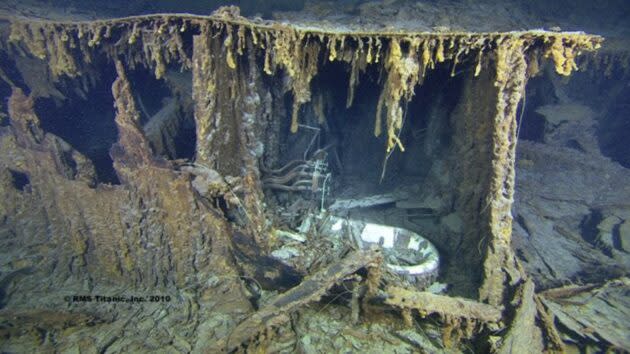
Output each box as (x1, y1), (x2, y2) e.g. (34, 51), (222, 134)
(6, 13), (601, 153)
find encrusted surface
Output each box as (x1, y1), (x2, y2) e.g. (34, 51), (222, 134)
(2, 9), (602, 154)
(0, 5), (612, 353)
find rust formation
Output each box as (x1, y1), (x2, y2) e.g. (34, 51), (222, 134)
(0, 5), (610, 353)
(3, 9), (601, 154)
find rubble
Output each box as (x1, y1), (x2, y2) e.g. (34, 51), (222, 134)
(512, 140), (630, 288)
(540, 277), (630, 350)
(218, 249), (382, 352)
(0, 1), (623, 352)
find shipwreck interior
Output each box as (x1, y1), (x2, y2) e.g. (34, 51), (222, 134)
(34, 64), (121, 184)
(30, 61), (198, 185)
(0, 1), (628, 353)
(262, 59), (479, 295)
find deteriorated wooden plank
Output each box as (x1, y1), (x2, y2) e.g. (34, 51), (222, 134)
(541, 277), (630, 350)
(539, 283), (599, 301)
(216, 249), (382, 352)
(383, 286), (503, 323)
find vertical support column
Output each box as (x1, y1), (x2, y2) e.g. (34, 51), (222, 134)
(191, 24), (241, 176)
(449, 59), (498, 297)
(237, 39), (271, 243)
(479, 39), (528, 306)
(192, 24), (218, 168)
(192, 25), (268, 246)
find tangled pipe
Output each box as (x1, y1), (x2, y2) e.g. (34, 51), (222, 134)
(262, 157), (328, 193)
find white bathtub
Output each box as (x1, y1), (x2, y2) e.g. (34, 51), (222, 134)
(323, 216), (440, 289)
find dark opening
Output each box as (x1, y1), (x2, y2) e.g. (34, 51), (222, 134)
(263, 55), (477, 296)
(35, 66), (120, 185)
(272, 60), (464, 190)
(129, 67), (197, 161)
(597, 84), (630, 168)
(517, 75), (557, 142)
(304, 60), (466, 196)
(33, 60), (197, 185)
(9, 169), (30, 191)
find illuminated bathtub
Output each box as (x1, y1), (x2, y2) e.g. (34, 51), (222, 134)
(324, 216), (440, 289)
